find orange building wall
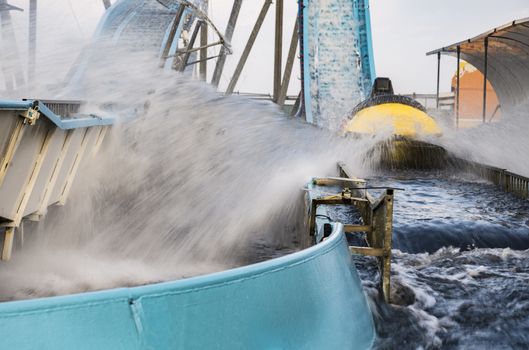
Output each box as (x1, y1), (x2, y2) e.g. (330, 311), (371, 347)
(451, 65), (501, 126)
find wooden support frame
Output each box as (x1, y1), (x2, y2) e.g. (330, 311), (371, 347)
(35, 130), (73, 216)
(90, 126), (108, 158)
(307, 162), (395, 303)
(10, 127), (54, 226)
(1, 227), (15, 261)
(0, 118), (25, 187)
(58, 128), (93, 205)
(226, 0), (273, 95)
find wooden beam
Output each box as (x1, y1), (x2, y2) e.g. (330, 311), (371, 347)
(0, 119), (25, 188)
(12, 127), (54, 226)
(36, 130), (73, 216)
(273, 0), (283, 102)
(58, 128), (92, 205)
(350, 246), (384, 257)
(1, 227), (15, 261)
(225, 0), (272, 95)
(211, 0), (242, 87)
(277, 18), (298, 106)
(344, 225), (372, 233)
(381, 191), (394, 303)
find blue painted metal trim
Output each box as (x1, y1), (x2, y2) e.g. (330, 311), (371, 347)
(356, 0), (376, 94)
(0, 100), (34, 110)
(363, 0), (376, 82)
(0, 224), (375, 350)
(0, 99), (116, 130)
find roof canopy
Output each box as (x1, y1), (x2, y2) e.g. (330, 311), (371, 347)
(427, 17), (529, 108)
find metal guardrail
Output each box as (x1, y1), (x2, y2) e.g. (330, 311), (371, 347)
(306, 162), (395, 303)
(41, 100), (82, 118)
(461, 159), (529, 200)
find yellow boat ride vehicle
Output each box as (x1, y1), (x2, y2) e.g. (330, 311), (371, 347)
(345, 77), (447, 169)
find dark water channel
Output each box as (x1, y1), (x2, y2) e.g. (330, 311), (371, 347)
(357, 172), (529, 349)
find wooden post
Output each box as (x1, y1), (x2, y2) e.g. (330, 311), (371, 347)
(225, 0), (272, 95)
(273, 0), (283, 102)
(1, 227), (15, 261)
(381, 190), (394, 303)
(277, 19), (299, 106)
(160, 4), (186, 67)
(211, 0), (242, 87)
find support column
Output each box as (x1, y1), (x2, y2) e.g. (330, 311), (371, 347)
(225, 0), (272, 95)
(456, 46), (460, 129)
(277, 19), (299, 106)
(482, 37), (489, 123)
(273, 0), (283, 102)
(1, 227), (15, 261)
(178, 20), (202, 72)
(160, 4), (186, 67)
(28, 0), (37, 80)
(199, 22), (208, 80)
(435, 52), (440, 109)
(211, 0), (242, 87)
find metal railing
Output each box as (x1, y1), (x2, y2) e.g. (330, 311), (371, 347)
(41, 100), (82, 117)
(457, 159), (529, 200)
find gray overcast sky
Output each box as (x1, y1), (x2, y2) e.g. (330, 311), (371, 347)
(213, 0), (529, 94)
(370, 0), (529, 93)
(6, 1), (529, 95)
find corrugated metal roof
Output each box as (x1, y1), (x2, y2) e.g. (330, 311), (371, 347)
(427, 17), (529, 108)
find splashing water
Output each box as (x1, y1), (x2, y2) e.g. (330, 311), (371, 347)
(0, 63), (385, 300)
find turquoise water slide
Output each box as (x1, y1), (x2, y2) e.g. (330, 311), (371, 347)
(0, 224), (374, 349)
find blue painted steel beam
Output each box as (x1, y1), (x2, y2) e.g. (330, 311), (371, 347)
(0, 99), (116, 130)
